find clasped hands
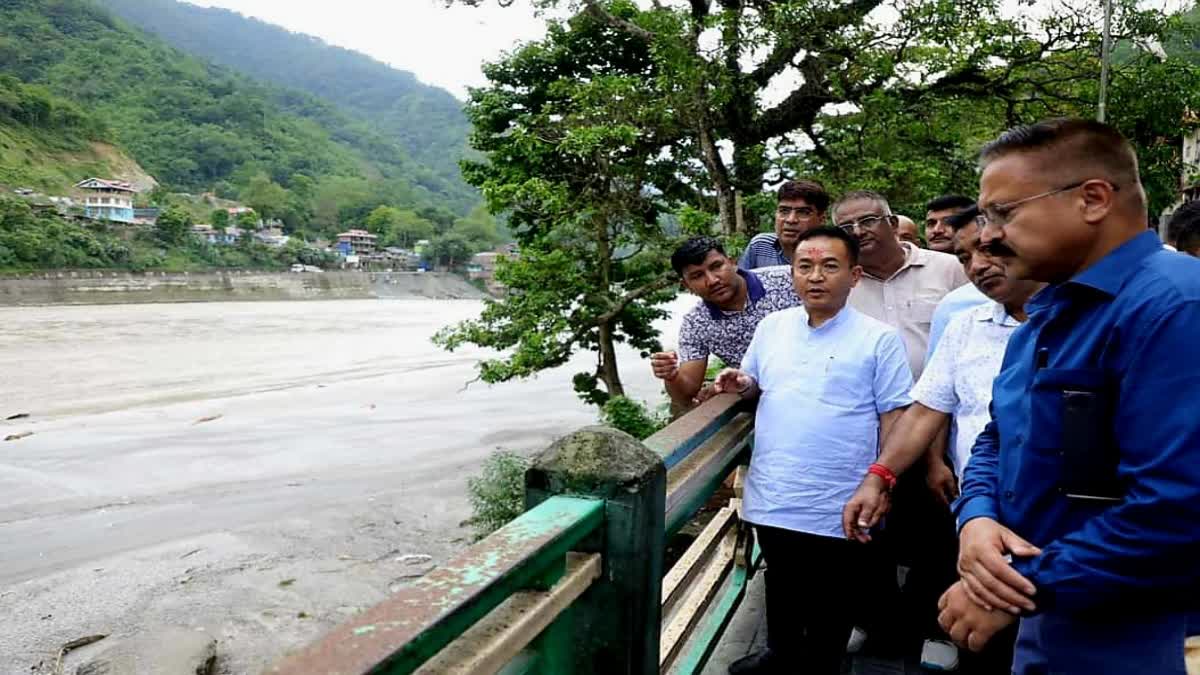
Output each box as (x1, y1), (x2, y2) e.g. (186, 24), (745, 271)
(941, 517), (1041, 651)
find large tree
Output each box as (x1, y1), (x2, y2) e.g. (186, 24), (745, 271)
(440, 0), (1200, 403)
(434, 10), (680, 405)
(453, 0), (1196, 229)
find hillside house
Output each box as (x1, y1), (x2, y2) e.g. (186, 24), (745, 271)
(75, 178), (137, 223)
(226, 206), (260, 227)
(133, 207), (161, 225)
(468, 244), (518, 295)
(335, 229), (378, 256)
(255, 227), (290, 248)
(192, 223), (218, 244)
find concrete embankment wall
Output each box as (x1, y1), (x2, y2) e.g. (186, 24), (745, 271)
(0, 270), (486, 306)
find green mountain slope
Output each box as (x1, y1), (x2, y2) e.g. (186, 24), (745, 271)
(0, 0), (473, 237)
(97, 0), (473, 208)
(0, 74), (153, 191)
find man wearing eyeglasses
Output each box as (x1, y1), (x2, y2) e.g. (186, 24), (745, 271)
(835, 190), (967, 381)
(936, 119), (1200, 675)
(739, 179), (830, 269)
(833, 190), (968, 664)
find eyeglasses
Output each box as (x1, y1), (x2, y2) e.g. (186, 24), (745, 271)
(777, 205), (819, 218)
(835, 214), (889, 233)
(976, 180), (1119, 228)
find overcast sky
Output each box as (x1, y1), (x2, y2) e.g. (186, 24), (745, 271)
(186, 0), (548, 98)
(186, 0), (1192, 100)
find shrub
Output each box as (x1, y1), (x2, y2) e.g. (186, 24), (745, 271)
(464, 450), (529, 540)
(601, 395), (667, 441)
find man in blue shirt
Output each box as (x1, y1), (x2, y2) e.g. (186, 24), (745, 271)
(739, 179), (830, 269)
(714, 226), (913, 674)
(937, 118), (1200, 674)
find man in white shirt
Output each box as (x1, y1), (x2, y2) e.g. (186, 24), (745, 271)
(713, 226), (913, 675)
(843, 214), (1045, 672)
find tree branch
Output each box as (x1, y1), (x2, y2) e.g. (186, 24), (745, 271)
(582, 1), (654, 42)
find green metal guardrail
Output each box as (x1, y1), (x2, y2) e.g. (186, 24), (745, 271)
(269, 393), (757, 675)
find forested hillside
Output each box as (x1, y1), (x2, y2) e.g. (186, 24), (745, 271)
(0, 0), (475, 240)
(98, 0), (473, 206)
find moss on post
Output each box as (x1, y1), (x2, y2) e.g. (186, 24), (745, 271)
(525, 426), (666, 675)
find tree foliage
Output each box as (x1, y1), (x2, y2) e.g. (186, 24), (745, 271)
(600, 395), (667, 440)
(365, 205), (437, 249)
(463, 450), (529, 540)
(428, 232), (474, 268)
(438, 0), (1200, 405)
(155, 205), (191, 245)
(451, 0), (1200, 228)
(435, 9), (680, 405)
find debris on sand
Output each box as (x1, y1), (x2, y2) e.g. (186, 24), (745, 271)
(4, 431), (32, 441)
(5, 412), (30, 420)
(192, 414), (223, 425)
(53, 634), (106, 675)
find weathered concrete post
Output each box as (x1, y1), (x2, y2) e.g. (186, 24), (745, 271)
(524, 425), (666, 675)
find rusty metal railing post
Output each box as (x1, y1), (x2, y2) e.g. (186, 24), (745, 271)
(524, 425), (666, 675)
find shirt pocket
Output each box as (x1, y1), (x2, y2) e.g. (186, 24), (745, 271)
(819, 354), (872, 411)
(1029, 367), (1121, 502)
(905, 296), (937, 328)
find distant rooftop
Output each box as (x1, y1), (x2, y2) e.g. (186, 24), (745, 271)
(75, 178), (137, 193)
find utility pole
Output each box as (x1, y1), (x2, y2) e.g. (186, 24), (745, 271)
(1098, 0), (1114, 122)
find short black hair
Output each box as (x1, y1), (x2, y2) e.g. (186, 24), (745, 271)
(926, 194), (976, 214)
(979, 118), (1140, 189)
(671, 236), (726, 276)
(946, 204), (980, 231)
(794, 226), (860, 265)
(1168, 200), (1200, 251)
(778, 179), (831, 213)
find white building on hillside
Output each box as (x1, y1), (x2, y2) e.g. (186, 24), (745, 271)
(75, 178), (137, 223)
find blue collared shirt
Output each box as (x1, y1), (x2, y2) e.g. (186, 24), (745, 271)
(924, 282), (989, 364)
(742, 306), (912, 538)
(739, 233), (790, 269)
(955, 231), (1200, 615)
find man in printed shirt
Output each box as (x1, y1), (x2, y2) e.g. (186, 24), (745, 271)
(650, 237), (799, 409)
(712, 226), (913, 675)
(843, 213), (1046, 672)
(938, 119), (1200, 674)
(739, 179), (830, 269)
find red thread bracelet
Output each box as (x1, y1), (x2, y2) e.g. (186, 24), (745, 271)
(868, 463), (897, 491)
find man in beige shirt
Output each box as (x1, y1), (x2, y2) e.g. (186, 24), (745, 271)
(832, 189), (967, 668)
(834, 190), (968, 380)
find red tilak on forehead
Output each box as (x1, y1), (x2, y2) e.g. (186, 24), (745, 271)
(798, 244), (831, 258)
